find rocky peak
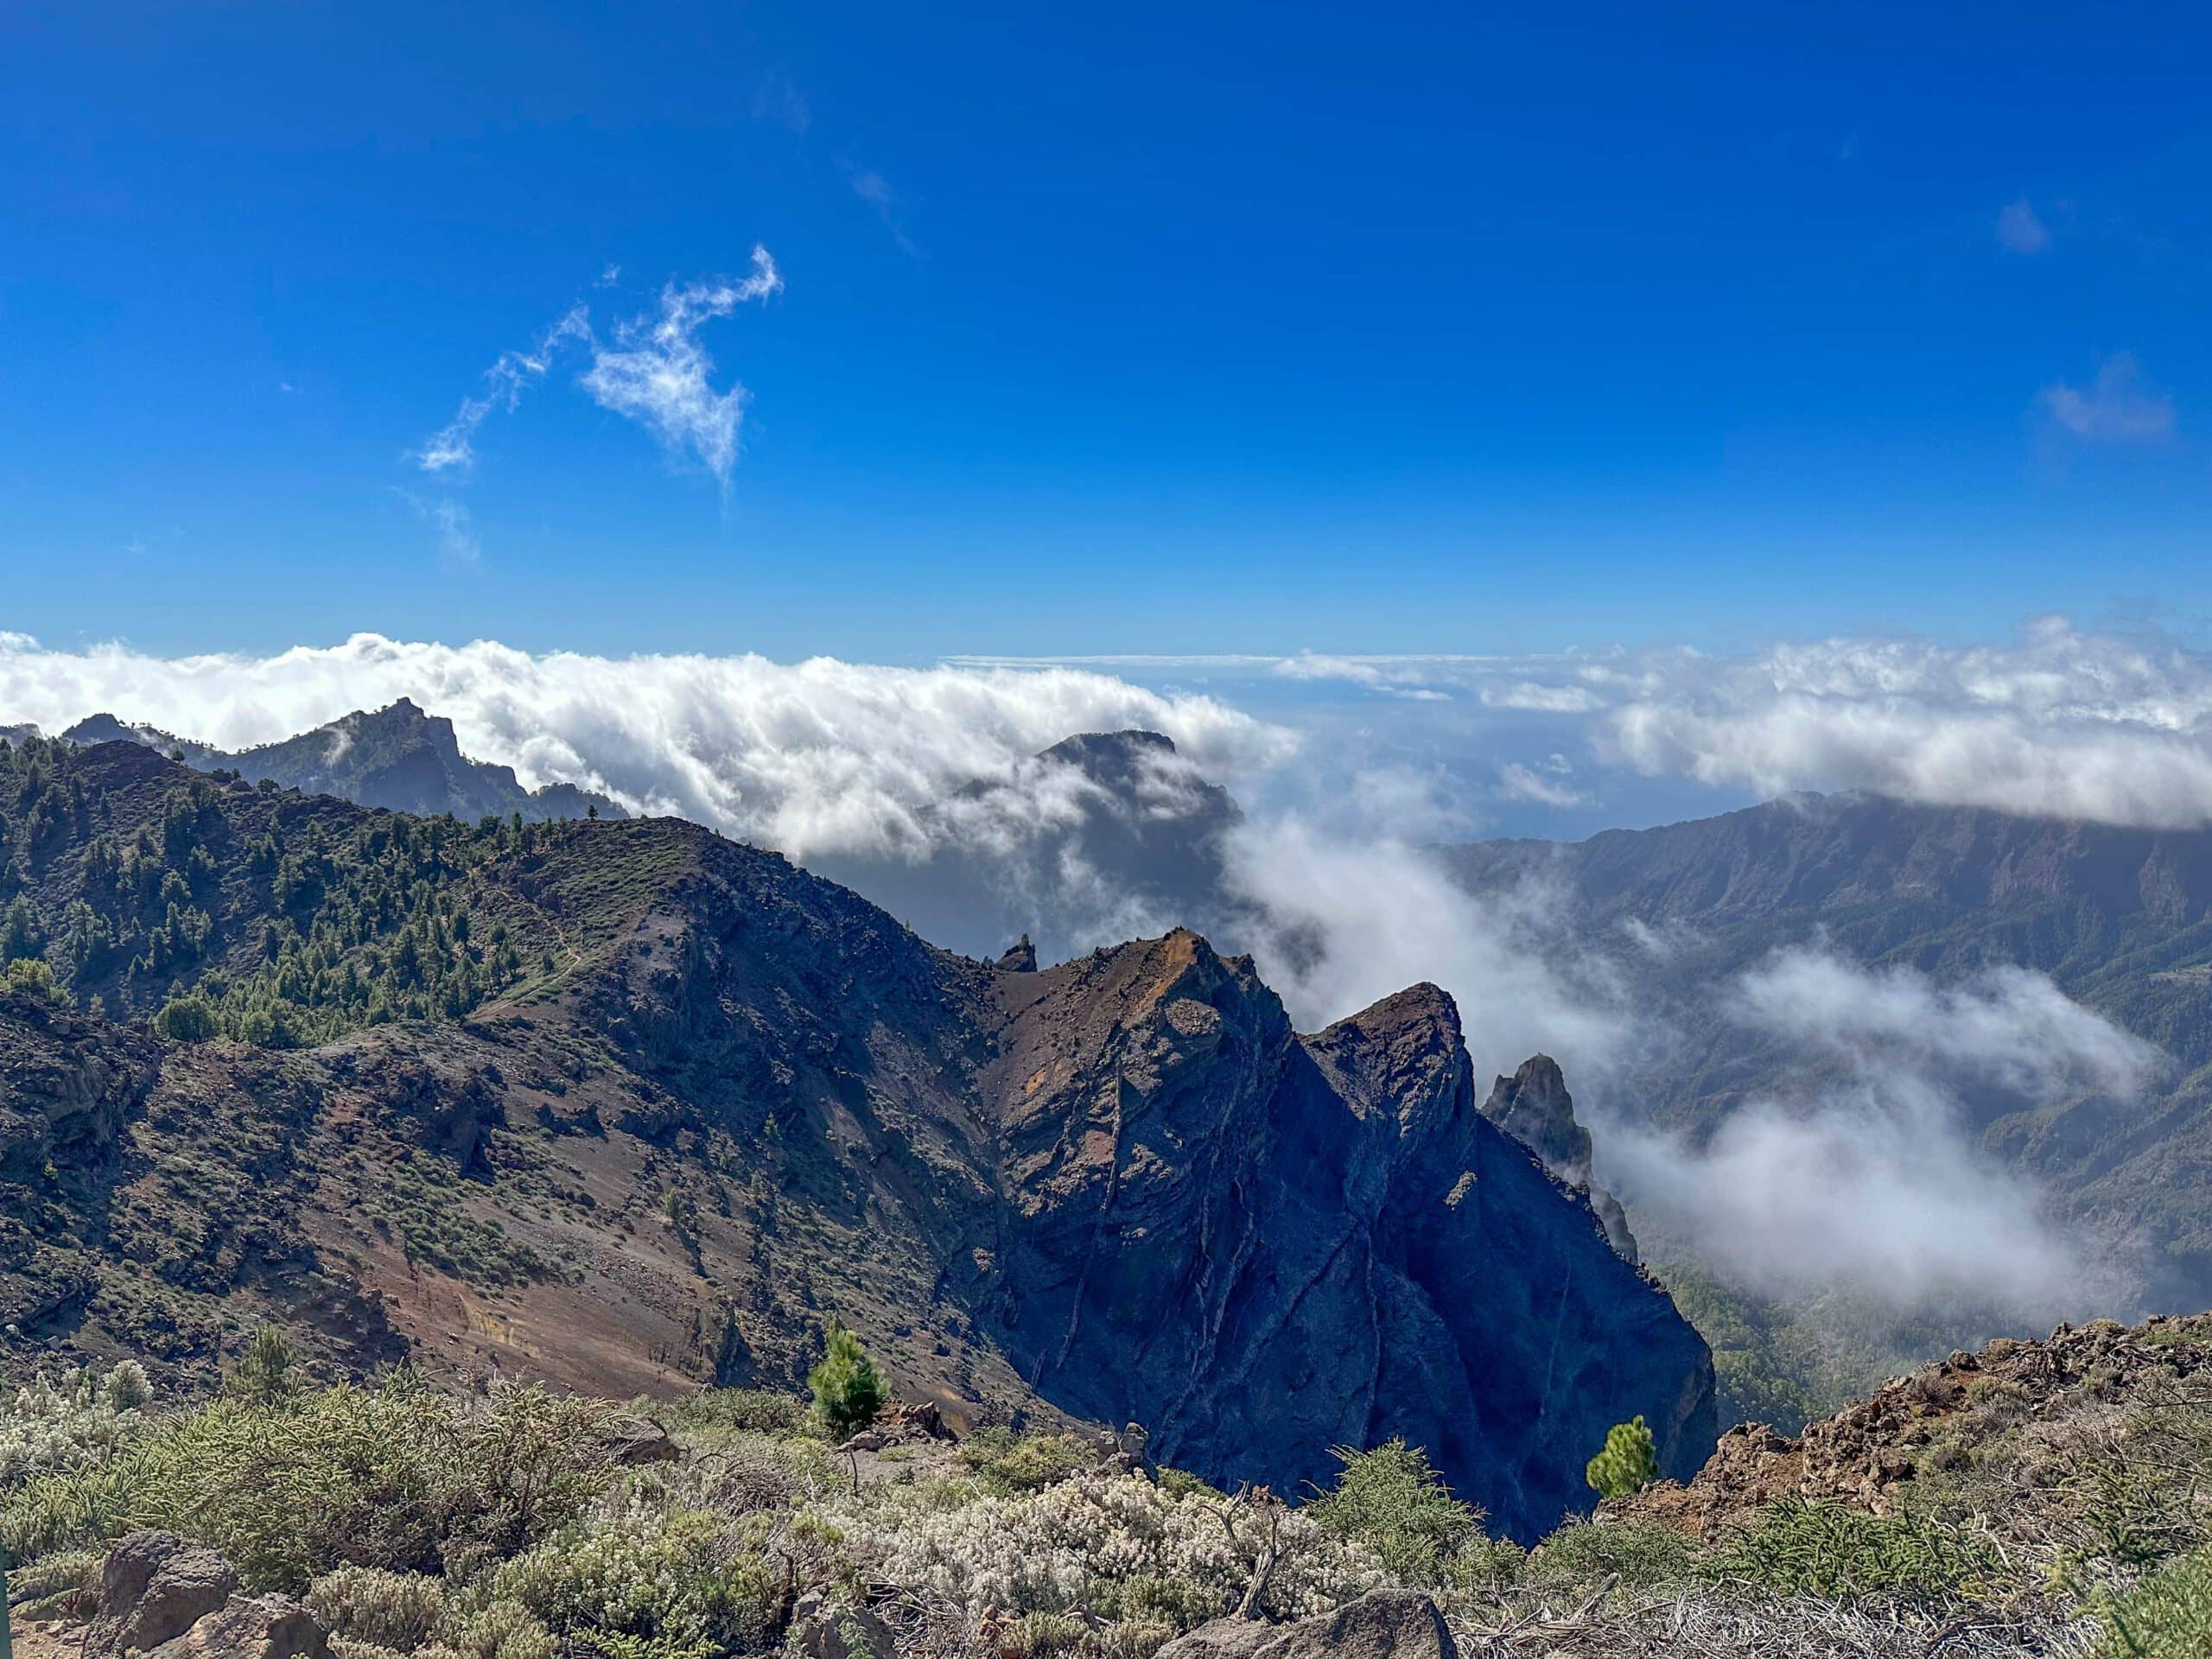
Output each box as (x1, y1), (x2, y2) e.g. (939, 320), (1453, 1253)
(996, 933), (1039, 972)
(1479, 1053), (1639, 1262)
(1482, 1055), (1591, 1180)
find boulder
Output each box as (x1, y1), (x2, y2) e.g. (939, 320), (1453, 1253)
(85, 1531), (238, 1657)
(788, 1589), (896, 1659)
(147, 1592), (329, 1658)
(604, 1416), (680, 1465)
(1157, 1590), (1459, 1659)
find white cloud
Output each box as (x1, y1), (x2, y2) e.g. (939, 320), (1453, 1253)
(1497, 760), (1588, 809)
(1605, 947), (2160, 1306)
(1481, 681), (1604, 714)
(2039, 353), (2175, 442)
(0, 632), (1288, 866)
(411, 255), (780, 501)
(1599, 620), (2212, 829)
(1220, 815), (1629, 1067)
(413, 304), (591, 474)
(1996, 196), (2052, 254)
(957, 625), (2212, 832)
(1732, 947), (2160, 1098)
(578, 249), (784, 486)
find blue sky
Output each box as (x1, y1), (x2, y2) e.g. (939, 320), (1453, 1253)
(4, 0), (2210, 662)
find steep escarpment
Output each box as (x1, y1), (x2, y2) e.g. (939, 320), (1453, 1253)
(0, 738), (1713, 1535)
(981, 934), (1713, 1537)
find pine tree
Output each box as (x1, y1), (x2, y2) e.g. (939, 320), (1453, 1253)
(228, 1325), (299, 1406)
(808, 1319), (887, 1439)
(1585, 1414), (1658, 1498)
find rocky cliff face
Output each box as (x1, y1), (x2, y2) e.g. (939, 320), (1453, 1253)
(1478, 1055), (1638, 1262)
(977, 934), (1710, 1535)
(0, 745), (1713, 1538)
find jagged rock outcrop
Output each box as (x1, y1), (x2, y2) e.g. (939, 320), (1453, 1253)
(1478, 1055), (1638, 1262)
(982, 932), (1712, 1537)
(997, 933), (1039, 971)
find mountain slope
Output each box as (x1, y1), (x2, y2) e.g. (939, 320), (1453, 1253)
(61, 699), (620, 823)
(0, 734), (1713, 1539)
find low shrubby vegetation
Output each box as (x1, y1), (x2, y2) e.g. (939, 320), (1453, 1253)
(5, 1324), (2211, 1657)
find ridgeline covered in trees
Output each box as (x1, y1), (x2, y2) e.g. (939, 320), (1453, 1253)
(0, 734), (586, 1046)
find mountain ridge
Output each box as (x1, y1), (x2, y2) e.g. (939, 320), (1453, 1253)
(0, 734), (1714, 1539)
(58, 699), (621, 823)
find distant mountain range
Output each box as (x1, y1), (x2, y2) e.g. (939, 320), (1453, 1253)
(0, 734), (1713, 1539)
(56, 699), (622, 824)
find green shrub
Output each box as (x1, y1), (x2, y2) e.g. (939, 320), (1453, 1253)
(3, 956), (72, 1006)
(1529, 1519), (1698, 1591)
(2094, 1544), (2212, 1657)
(1306, 1439), (1482, 1587)
(807, 1321), (887, 1440)
(307, 1565), (448, 1650)
(656, 1389), (805, 1438)
(228, 1325), (300, 1406)
(0, 1378), (623, 1591)
(960, 1427), (1093, 1495)
(1585, 1414), (1658, 1499)
(151, 990), (221, 1042)
(1713, 1501), (1996, 1600)
(478, 1505), (781, 1658)
(446, 1600), (558, 1659)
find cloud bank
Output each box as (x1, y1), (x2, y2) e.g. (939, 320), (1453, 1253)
(0, 632), (1289, 867)
(999, 618), (2212, 830)
(1605, 948), (2160, 1308)
(0, 626), (2183, 1324)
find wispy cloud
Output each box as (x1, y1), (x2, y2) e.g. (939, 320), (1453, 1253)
(412, 304), (590, 474)
(1996, 196), (2052, 254)
(752, 67), (811, 135)
(1497, 756), (1589, 808)
(576, 247), (784, 487)
(1608, 947), (2160, 1306)
(392, 489), (480, 564)
(2039, 352), (2175, 443)
(844, 167), (919, 255)
(405, 250), (783, 541)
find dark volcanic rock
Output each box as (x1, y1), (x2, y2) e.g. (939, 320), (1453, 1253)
(982, 932), (1713, 1539)
(61, 699), (618, 823)
(1479, 1054), (1638, 1262)
(86, 1532), (239, 1657)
